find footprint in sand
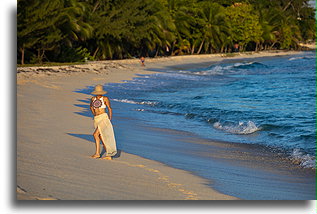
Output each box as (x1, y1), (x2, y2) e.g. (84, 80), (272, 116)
(17, 186), (58, 200)
(114, 160), (199, 200)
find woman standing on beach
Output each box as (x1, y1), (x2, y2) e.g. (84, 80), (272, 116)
(90, 84), (117, 160)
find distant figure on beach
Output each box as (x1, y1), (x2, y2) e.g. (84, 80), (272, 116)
(233, 43), (239, 52)
(140, 56), (145, 66)
(90, 84), (117, 160)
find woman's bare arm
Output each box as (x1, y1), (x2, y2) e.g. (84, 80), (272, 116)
(90, 97), (95, 116)
(104, 96), (112, 120)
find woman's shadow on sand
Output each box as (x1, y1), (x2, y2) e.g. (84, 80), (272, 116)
(67, 133), (122, 158)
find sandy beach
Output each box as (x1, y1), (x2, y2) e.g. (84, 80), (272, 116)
(17, 50), (310, 200)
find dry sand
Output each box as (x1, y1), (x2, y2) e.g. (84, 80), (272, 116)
(17, 51), (302, 200)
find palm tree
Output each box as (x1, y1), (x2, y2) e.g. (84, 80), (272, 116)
(264, 7), (302, 49)
(257, 8), (279, 50)
(167, 0), (198, 55)
(140, 2), (176, 57)
(17, 0), (93, 64)
(18, 0), (64, 64)
(60, 0), (93, 44)
(277, 16), (302, 49)
(254, 0), (312, 49)
(196, 2), (230, 54)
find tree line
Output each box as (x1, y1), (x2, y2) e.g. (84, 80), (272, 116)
(17, 0), (316, 64)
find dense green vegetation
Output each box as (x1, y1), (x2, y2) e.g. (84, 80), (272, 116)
(17, 0), (315, 64)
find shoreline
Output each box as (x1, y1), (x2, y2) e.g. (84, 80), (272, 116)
(87, 89), (315, 199)
(17, 79), (236, 200)
(17, 53), (239, 200)
(120, 123), (315, 199)
(17, 49), (312, 68)
(17, 50), (311, 200)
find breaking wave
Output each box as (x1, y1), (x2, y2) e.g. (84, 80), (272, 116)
(179, 62), (266, 76)
(112, 98), (158, 106)
(288, 56), (315, 61)
(213, 121), (261, 135)
(291, 148), (316, 169)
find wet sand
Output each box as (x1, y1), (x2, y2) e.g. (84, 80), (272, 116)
(17, 50), (311, 200)
(17, 55), (235, 200)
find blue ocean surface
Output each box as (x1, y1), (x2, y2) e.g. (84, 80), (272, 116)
(107, 51), (316, 168)
(78, 51), (316, 199)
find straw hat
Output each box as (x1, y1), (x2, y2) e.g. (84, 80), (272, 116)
(91, 84), (107, 95)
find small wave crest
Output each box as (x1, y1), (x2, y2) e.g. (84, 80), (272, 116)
(112, 99), (158, 106)
(288, 56), (315, 61)
(135, 108), (145, 111)
(232, 61), (266, 69)
(213, 121), (261, 134)
(291, 148), (316, 169)
(179, 62), (265, 76)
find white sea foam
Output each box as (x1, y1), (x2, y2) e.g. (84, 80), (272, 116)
(112, 98), (138, 104)
(291, 148), (316, 169)
(289, 56), (304, 61)
(181, 62), (259, 76)
(213, 121), (261, 134)
(198, 65), (228, 75)
(233, 62), (255, 67)
(135, 108), (145, 111)
(289, 56), (315, 61)
(112, 99), (157, 106)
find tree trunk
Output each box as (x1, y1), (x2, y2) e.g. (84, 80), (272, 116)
(191, 43), (195, 55)
(41, 50), (45, 63)
(196, 38), (205, 54)
(37, 49), (45, 64)
(92, 1), (100, 13)
(270, 42), (276, 49)
(155, 48), (159, 57)
(282, 1), (292, 11)
(171, 40), (176, 56)
(93, 47), (99, 59)
(20, 47), (25, 65)
(241, 44), (245, 52)
(37, 49), (41, 64)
